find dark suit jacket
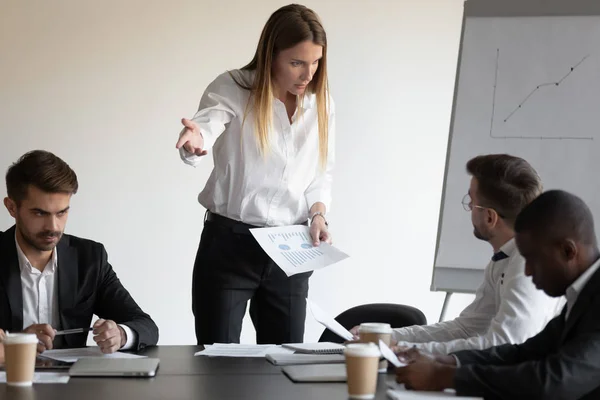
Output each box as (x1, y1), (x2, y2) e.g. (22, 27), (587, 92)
(0, 226), (158, 351)
(452, 266), (600, 400)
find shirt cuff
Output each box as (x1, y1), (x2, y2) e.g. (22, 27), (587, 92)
(118, 324), (137, 350)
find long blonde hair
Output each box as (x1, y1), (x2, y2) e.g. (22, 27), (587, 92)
(232, 4), (330, 169)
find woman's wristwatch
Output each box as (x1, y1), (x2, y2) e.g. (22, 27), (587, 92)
(310, 211), (328, 227)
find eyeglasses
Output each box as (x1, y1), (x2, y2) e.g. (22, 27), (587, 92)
(462, 193), (486, 212)
(461, 193), (505, 218)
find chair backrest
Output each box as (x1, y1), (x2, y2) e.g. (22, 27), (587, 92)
(318, 303), (427, 343)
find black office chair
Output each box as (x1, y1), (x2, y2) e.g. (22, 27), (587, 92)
(318, 303), (427, 343)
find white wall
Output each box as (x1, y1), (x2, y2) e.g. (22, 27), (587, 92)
(0, 0), (474, 345)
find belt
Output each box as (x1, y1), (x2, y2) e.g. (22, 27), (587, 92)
(204, 211), (308, 235)
(204, 211), (259, 235)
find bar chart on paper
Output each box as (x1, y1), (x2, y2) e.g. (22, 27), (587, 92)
(250, 225), (349, 276)
(275, 231), (322, 266)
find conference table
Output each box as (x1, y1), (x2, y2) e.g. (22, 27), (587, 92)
(0, 346), (397, 400)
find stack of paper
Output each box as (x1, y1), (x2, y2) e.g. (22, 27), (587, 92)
(387, 389), (483, 399)
(0, 372), (70, 384)
(282, 342), (346, 354)
(386, 383), (483, 399)
(194, 344), (294, 358)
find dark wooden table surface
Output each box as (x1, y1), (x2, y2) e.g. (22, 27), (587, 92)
(0, 346), (397, 400)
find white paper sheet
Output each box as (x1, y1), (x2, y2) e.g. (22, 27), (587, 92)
(386, 382), (483, 399)
(307, 299), (354, 341)
(387, 389), (483, 399)
(379, 340), (405, 368)
(281, 342), (345, 354)
(0, 372), (70, 384)
(39, 347), (147, 363)
(249, 225), (349, 276)
(194, 344), (294, 358)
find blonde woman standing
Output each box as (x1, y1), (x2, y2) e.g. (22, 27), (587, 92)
(176, 4), (335, 345)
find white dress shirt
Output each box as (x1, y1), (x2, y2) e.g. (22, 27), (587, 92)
(565, 256), (600, 320)
(17, 238), (60, 330)
(393, 238), (564, 355)
(179, 69), (335, 226)
(15, 237), (136, 349)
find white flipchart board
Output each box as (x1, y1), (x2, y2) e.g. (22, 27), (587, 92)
(432, 0), (600, 294)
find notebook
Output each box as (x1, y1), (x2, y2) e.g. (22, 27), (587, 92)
(281, 342), (346, 354)
(266, 353), (345, 366)
(282, 364), (347, 382)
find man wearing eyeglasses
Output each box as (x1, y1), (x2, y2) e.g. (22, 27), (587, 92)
(354, 154), (563, 355)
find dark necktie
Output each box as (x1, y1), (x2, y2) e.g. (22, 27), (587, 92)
(492, 251), (509, 262)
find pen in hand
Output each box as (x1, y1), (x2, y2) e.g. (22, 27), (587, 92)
(54, 327), (94, 336)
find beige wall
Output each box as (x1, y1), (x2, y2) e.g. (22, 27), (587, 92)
(0, 0), (471, 344)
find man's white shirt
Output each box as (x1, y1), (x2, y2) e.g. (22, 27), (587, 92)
(394, 238), (564, 354)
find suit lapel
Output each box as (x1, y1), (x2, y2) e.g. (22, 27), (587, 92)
(0, 226), (24, 330)
(561, 267), (600, 342)
(56, 235), (78, 339)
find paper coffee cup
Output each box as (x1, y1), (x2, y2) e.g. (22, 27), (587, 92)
(344, 343), (381, 399)
(3, 333), (38, 387)
(358, 323), (392, 370)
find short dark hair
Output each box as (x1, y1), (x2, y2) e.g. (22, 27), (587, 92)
(466, 154), (542, 227)
(515, 190), (597, 246)
(6, 150), (78, 204)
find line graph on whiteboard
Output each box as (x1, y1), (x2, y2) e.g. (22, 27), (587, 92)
(489, 48), (594, 141)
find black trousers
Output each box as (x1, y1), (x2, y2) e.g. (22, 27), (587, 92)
(192, 212), (312, 345)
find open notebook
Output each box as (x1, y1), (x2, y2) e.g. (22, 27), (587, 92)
(281, 342), (346, 354)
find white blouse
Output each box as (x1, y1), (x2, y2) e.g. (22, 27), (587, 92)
(180, 69), (335, 226)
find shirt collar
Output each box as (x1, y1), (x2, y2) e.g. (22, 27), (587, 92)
(300, 92), (316, 110)
(15, 233), (58, 274)
(499, 237), (517, 256)
(566, 256), (600, 305)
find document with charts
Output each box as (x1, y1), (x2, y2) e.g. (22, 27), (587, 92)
(250, 225), (349, 276)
